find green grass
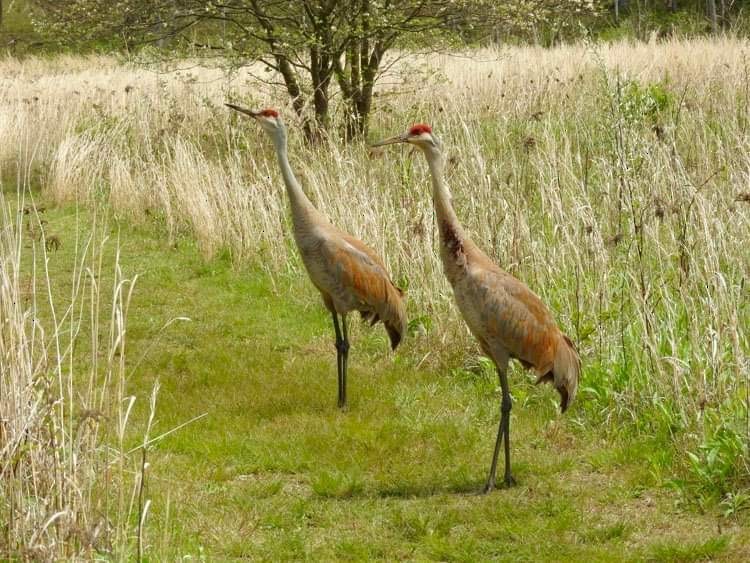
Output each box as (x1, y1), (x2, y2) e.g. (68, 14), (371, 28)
(649, 537), (732, 562)
(18, 198), (749, 560)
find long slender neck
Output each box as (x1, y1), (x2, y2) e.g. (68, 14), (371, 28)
(271, 127), (316, 220)
(424, 147), (465, 245)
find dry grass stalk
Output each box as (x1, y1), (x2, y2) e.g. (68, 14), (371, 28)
(0, 186), (184, 558)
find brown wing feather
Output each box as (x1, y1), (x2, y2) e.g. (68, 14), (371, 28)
(341, 233), (388, 271)
(320, 236), (407, 350)
(473, 265), (559, 372)
(470, 262), (579, 411)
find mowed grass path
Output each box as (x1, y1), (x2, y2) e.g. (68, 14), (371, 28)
(29, 202), (749, 561)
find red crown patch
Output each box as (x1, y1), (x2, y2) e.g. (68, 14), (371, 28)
(409, 124), (432, 136)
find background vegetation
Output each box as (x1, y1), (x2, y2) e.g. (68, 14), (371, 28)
(4, 0), (750, 136)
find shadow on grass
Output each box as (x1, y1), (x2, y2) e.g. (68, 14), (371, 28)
(369, 477), (513, 499)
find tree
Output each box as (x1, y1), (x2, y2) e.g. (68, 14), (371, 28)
(707, 0), (718, 33)
(31, 1), (602, 139)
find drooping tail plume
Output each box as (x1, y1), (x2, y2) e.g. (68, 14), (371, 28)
(552, 334), (580, 412)
(384, 284), (407, 351)
(384, 322), (401, 350)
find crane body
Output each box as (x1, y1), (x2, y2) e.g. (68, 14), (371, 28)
(373, 124), (580, 492)
(228, 105), (406, 408)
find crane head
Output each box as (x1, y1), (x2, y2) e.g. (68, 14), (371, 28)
(370, 124), (440, 151)
(226, 103), (282, 133)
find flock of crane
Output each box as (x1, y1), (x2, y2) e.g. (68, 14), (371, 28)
(226, 104), (581, 493)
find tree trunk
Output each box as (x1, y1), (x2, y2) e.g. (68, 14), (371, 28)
(255, 12), (318, 141)
(274, 53), (315, 141)
(309, 44), (333, 141)
(635, 0), (642, 40)
(337, 0), (388, 141)
(342, 40), (362, 141)
(707, 0), (718, 34)
(340, 38), (383, 141)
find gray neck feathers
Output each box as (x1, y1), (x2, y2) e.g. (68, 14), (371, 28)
(271, 123), (315, 219)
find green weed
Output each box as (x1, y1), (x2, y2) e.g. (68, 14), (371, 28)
(648, 536), (729, 562)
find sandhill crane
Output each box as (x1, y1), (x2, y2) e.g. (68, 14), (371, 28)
(227, 105), (407, 409)
(372, 124), (580, 492)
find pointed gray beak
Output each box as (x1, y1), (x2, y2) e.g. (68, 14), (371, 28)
(370, 133), (409, 147)
(225, 103), (258, 118)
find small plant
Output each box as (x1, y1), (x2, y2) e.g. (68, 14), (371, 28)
(649, 536), (729, 562)
(685, 425), (748, 499)
(311, 469), (364, 498)
(720, 490), (750, 518)
(618, 79), (674, 124)
(408, 314), (432, 337)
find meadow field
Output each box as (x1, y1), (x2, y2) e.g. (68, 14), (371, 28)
(1, 37), (750, 559)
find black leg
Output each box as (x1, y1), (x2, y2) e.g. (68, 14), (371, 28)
(340, 314), (350, 408)
(332, 312), (345, 408)
(499, 368), (515, 487)
(483, 402), (504, 494)
(484, 366), (514, 493)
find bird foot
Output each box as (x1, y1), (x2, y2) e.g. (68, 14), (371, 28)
(481, 479), (496, 495)
(481, 475), (515, 494)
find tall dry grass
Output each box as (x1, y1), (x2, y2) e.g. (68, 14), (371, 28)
(1, 37), (749, 499)
(0, 185), (170, 558)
